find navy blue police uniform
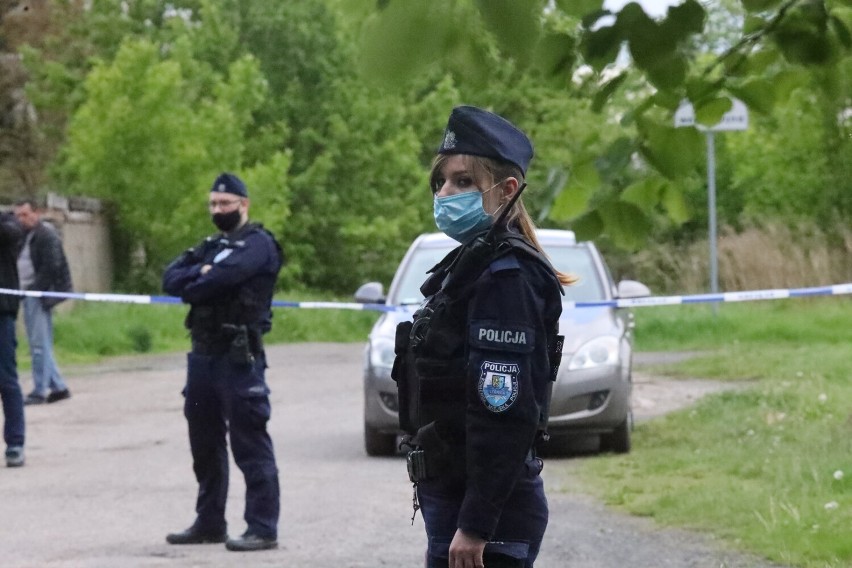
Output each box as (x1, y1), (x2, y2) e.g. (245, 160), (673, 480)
(162, 173), (284, 550)
(394, 107), (564, 568)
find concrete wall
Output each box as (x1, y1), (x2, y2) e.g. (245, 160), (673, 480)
(43, 193), (113, 295)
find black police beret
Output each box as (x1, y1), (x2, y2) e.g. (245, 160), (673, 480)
(210, 172), (248, 197)
(437, 105), (534, 175)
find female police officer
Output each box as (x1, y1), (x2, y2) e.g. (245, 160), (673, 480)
(394, 106), (574, 568)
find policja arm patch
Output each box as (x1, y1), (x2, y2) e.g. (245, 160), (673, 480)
(478, 360), (521, 412)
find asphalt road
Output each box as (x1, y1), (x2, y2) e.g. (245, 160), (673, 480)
(1, 343), (787, 568)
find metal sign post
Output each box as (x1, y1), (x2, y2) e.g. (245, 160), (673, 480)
(674, 98), (748, 312)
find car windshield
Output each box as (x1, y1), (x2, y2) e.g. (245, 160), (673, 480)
(391, 242), (606, 305)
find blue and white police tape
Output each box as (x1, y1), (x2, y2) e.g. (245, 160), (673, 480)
(2, 283), (851, 312)
(0, 287), (393, 312)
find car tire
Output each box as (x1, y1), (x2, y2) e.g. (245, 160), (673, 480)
(600, 411), (632, 454)
(364, 424), (397, 456)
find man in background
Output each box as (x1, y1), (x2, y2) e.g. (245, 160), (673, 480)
(0, 210), (25, 467)
(13, 199), (73, 406)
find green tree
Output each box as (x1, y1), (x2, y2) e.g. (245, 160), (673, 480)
(57, 33), (269, 290)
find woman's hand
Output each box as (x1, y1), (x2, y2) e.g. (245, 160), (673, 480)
(449, 528), (487, 568)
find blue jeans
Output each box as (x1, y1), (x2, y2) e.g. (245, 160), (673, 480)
(0, 314), (25, 448)
(23, 297), (67, 397)
(417, 456), (548, 568)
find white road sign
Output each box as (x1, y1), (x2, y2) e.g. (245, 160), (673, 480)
(674, 98), (748, 131)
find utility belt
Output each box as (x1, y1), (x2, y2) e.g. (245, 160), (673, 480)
(406, 438), (536, 483)
(191, 324), (263, 365)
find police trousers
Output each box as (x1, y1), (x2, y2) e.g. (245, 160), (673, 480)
(183, 352), (279, 539)
(417, 456), (548, 568)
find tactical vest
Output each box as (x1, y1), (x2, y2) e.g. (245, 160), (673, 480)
(185, 223), (284, 348)
(392, 230), (563, 442)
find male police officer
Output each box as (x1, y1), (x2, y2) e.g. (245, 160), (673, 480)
(163, 173), (284, 552)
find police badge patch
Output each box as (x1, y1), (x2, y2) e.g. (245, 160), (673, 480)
(478, 361), (520, 413)
(442, 129), (457, 150)
(213, 248), (233, 263)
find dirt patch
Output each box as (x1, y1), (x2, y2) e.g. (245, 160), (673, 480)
(632, 351), (745, 421)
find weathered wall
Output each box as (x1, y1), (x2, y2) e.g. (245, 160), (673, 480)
(43, 193), (112, 294)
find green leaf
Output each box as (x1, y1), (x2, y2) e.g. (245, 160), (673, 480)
(649, 90), (682, 111)
(638, 119), (704, 179)
(685, 76), (721, 104)
(743, 14), (768, 34)
(555, 0), (604, 19)
(621, 177), (663, 213)
(550, 160), (599, 220)
(641, 50), (688, 92)
(735, 47), (780, 75)
(660, 182), (691, 224)
(771, 5), (835, 65)
(622, 4), (666, 59)
(695, 97), (732, 127)
(597, 200), (653, 250)
(620, 96), (655, 126)
(728, 78), (775, 114)
(742, 0), (784, 12)
(830, 14), (852, 48)
(533, 30), (577, 80)
(359, 3), (448, 86)
(660, 0), (705, 41)
(762, 69), (807, 104)
(592, 70), (627, 112)
(581, 9), (611, 29)
(597, 137), (636, 179)
(580, 24), (624, 72)
(622, 6), (688, 91)
(474, 0), (541, 64)
(569, 210), (604, 241)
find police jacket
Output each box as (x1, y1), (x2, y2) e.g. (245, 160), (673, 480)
(397, 227), (563, 539)
(23, 221), (74, 309)
(162, 222), (284, 347)
(0, 213), (23, 316)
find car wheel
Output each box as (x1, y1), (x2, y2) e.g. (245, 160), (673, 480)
(600, 411), (632, 454)
(364, 424), (397, 456)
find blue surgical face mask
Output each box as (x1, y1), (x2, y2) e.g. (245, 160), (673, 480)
(433, 190), (493, 243)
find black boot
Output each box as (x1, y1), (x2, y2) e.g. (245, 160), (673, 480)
(225, 532), (278, 552)
(166, 525), (227, 545)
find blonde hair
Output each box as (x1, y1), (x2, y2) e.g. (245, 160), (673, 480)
(431, 154), (576, 286)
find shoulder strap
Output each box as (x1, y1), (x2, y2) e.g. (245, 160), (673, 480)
(250, 223), (286, 265)
(496, 233), (563, 294)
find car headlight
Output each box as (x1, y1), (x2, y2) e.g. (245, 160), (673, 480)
(567, 336), (620, 370)
(369, 336), (396, 370)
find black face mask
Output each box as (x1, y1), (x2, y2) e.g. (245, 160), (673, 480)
(212, 209), (241, 232)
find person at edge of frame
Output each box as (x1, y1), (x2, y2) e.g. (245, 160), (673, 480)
(394, 105), (576, 568)
(0, 210), (25, 468)
(162, 172), (285, 552)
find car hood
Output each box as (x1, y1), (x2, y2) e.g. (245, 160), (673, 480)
(370, 304), (623, 354)
(558, 307), (624, 354)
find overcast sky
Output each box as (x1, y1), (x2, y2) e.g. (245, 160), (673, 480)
(604, 0), (680, 17)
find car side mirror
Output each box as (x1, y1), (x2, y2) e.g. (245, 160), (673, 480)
(616, 279), (651, 299)
(355, 282), (386, 304)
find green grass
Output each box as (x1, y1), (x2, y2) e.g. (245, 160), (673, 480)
(571, 298), (852, 568)
(18, 290), (378, 366)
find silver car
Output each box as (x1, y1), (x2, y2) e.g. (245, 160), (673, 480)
(354, 229), (650, 456)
